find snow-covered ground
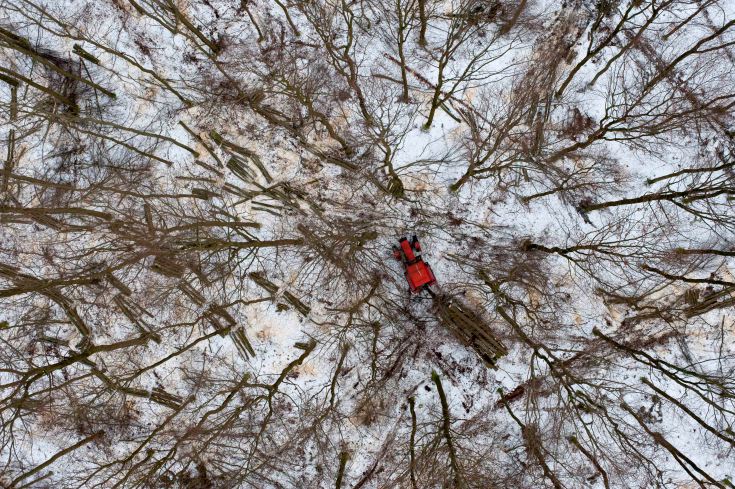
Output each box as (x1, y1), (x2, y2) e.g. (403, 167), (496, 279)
(0, 0), (734, 487)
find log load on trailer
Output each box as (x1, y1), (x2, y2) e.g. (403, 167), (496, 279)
(432, 293), (508, 367)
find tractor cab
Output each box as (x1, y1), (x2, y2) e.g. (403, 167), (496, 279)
(392, 235), (437, 293)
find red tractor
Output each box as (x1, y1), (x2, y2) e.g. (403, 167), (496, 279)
(392, 235), (437, 293)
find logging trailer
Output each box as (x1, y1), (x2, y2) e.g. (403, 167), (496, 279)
(392, 235), (507, 367)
